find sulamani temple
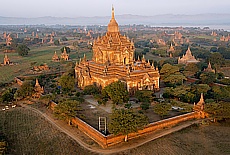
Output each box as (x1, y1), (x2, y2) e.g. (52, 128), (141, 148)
(75, 7), (160, 93)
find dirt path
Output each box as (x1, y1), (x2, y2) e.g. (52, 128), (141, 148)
(19, 103), (201, 155)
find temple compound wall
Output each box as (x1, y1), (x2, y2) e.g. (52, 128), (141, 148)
(49, 93), (206, 148)
(75, 7), (160, 93)
(55, 103), (203, 148)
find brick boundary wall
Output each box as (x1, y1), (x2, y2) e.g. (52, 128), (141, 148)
(50, 101), (201, 148)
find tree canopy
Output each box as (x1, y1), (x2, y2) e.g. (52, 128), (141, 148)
(205, 102), (230, 121)
(54, 100), (81, 125)
(108, 108), (148, 141)
(103, 81), (129, 104)
(83, 84), (100, 95)
(135, 90), (155, 103)
(160, 63), (186, 86)
(199, 72), (216, 84)
(0, 88), (17, 103)
(153, 103), (172, 118)
(14, 80), (34, 99)
(58, 74), (75, 93)
(61, 46), (71, 53)
(16, 44), (30, 56)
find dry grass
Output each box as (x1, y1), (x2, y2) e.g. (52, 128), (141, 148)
(115, 123), (230, 155)
(0, 108), (97, 155)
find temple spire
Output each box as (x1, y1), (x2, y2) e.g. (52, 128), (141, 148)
(112, 5), (115, 19)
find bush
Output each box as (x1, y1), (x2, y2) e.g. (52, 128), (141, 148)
(140, 102), (150, 111)
(125, 103), (132, 109)
(16, 44), (30, 56)
(83, 85), (100, 95)
(135, 90), (155, 102)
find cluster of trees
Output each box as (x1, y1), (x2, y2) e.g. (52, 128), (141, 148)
(160, 63), (187, 86)
(163, 84), (230, 103)
(14, 80), (35, 100)
(0, 88), (17, 103)
(205, 102), (230, 121)
(54, 100), (81, 125)
(153, 103), (172, 118)
(210, 46), (230, 59)
(16, 44), (30, 56)
(108, 108), (148, 141)
(84, 81), (129, 105)
(60, 46), (71, 53)
(58, 73), (75, 93)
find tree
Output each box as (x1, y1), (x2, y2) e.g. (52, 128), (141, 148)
(58, 74), (75, 93)
(211, 86), (230, 102)
(83, 84), (100, 95)
(104, 81), (129, 104)
(61, 36), (68, 41)
(209, 52), (225, 67)
(54, 100), (81, 125)
(160, 63), (186, 86)
(16, 44), (30, 56)
(163, 73), (187, 86)
(135, 90), (154, 103)
(191, 84), (211, 95)
(0, 88), (17, 103)
(108, 108), (148, 141)
(210, 47), (218, 52)
(60, 46), (71, 53)
(183, 63), (199, 76)
(14, 81), (34, 99)
(153, 103), (171, 118)
(54, 40), (60, 46)
(205, 102), (230, 121)
(199, 72), (216, 84)
(140, 102), (150, 111)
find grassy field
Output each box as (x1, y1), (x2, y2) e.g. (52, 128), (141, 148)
(0, 107), (229, 155)
(0, 44), (92, 83)
(115, 122), (230, 155)
(0, 107), (97, 155)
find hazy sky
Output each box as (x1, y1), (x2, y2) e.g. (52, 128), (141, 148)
(1, 0), (230, 18)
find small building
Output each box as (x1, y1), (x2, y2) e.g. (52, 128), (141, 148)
(178, 47), (199, 65)
(3, 54), (10, 65)
(52, 51), (60, 62)
(6, 34), (12, 46)
(61, 47), (69, 61)
(33, 79), (44, 98)
(194, 93), (205, 112)
(203, 62), (215, 73)
(167, 43), (175, 56)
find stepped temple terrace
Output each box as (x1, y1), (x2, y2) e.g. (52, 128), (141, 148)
(75, 7), (160, 93)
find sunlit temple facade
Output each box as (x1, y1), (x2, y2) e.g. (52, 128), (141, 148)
(75, 7), (160, 93)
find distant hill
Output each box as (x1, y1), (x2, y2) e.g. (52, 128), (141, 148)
(0, 14), (230, 27)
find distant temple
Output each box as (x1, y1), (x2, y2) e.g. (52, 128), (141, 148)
(203, 62), (215, 73)
(167, 43), (175, 57)
(52, 51), (60, 61)
(211, 31), (217, 36)
(157, 39), (166, 45)
(33, 79), (44, 98)
(3, 54), (10, 65)
(174, 31), (182, 40)
(75, 7), (160, 93)
(61, 47), (69, 61)
(6, 34), (12, 46)
(178, 47), (199, 65)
